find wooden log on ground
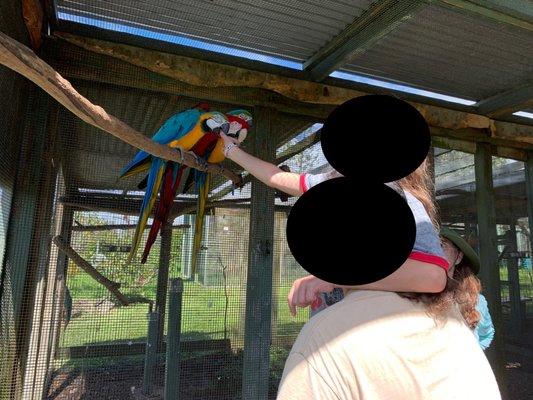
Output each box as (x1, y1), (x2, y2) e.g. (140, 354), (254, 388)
(52, 235), (131, 306)
(0, 31), (242, 185)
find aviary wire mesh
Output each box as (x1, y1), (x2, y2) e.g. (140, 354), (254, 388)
(1, 0), (532, 393)
(4, 103), (533, 400)
(435, 149), (533, 370)
(0, 68), (323, 399)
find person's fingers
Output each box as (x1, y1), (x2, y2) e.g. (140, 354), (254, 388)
(287, 281), (298, 317)
(305, 282), (318, 304)
(220, 132), (230, 145)
(298, 281), (311, 308)
(300, 283), (310, 306)
(288, 276), (324, 317)
(220, 132), (239, 145)
(293, 282), (303, 308)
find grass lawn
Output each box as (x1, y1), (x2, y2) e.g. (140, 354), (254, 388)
(61, 273), (307, 348)
(61, 266), (533, 348)
(498, 267), (533, 297)
(497, 266), (533, 315)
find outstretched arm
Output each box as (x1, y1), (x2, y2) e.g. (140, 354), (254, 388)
(221, 133), (302, 197)
(287, 261), (447, 316)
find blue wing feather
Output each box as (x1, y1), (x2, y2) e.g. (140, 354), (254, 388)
(151, 109), (201, 144)
(121, 109), (201, 177)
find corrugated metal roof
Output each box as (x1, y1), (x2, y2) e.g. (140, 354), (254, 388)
(344, 3), (533, 100)
(57, 0), (375, 62)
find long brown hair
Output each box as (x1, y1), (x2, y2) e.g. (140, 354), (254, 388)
(399, 263), (482, 328)
(396, 158), (438, 227)
(450, 259), (482, 328)
(395, 157), (481, 326)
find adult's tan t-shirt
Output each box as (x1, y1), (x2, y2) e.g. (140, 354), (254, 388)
(277, 290), (501, 400)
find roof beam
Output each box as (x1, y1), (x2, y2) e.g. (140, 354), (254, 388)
(476, 82), (533, 118)
(436, 0), (533, 31)
(45, 33), (533, 148)
(47, 23), (473, 114)
(303, 0), (427, 81)
(477, 0), (533, 21)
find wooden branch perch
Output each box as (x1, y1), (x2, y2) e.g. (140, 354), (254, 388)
(53, 235), (131, 306)
(0, 31), (242, 185)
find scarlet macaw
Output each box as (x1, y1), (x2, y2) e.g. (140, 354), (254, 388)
(187, 109), (253, 275)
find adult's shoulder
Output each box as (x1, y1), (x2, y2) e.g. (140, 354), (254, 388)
(292, 291), (417, 352)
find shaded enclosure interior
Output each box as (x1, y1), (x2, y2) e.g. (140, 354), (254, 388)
(1, 1), (533, 400)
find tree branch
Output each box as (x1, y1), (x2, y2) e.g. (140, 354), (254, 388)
(0, 31), (242, 185)
(53, 235), (148, 306)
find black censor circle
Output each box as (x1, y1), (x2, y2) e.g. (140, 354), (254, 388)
(321, 95), (430, 183)
(286, 95), (430, 286)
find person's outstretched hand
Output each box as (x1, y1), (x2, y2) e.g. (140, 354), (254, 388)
(220, 132), (241, 158)
(220, 132), (240, 146)
(287, 275), (336, 317)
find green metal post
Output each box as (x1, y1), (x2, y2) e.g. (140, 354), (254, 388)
(506, 224), (522, 335)
(164, 278), (184, 400)
(242, 107), (276, 400)
(474, 143), (507, 394)
(155, 222), (172, 351)
(143, 311), (160, 395)
(526, 151), (533, 293)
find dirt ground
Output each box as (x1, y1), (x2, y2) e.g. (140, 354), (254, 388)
(46, 351), (278, 400)
(46, 352), (532, 400)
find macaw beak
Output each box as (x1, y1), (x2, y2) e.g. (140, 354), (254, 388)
(220, 122), (230, 135)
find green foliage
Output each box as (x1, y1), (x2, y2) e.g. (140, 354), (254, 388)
(69, 211), (185, 299)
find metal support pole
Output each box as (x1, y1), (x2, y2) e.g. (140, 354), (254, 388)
(143, 311), (160, 395)
(164, 278), (184, 400)
(507, 224), (522, 335)
(155, 222), (172, 351)
(242, 107), (276, 400)
(474, 143), (506, 393)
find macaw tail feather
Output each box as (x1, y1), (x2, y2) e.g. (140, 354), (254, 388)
(122, 160), (151, 180)
(190, 173), (210, 277)
(126, 158), (165, 264)
(141, 164), (185, 263)
(120, 151), (151, 179)
(194, 169), (207, 191)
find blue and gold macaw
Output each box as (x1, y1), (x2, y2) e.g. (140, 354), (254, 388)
(120, 103), (230, 264)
